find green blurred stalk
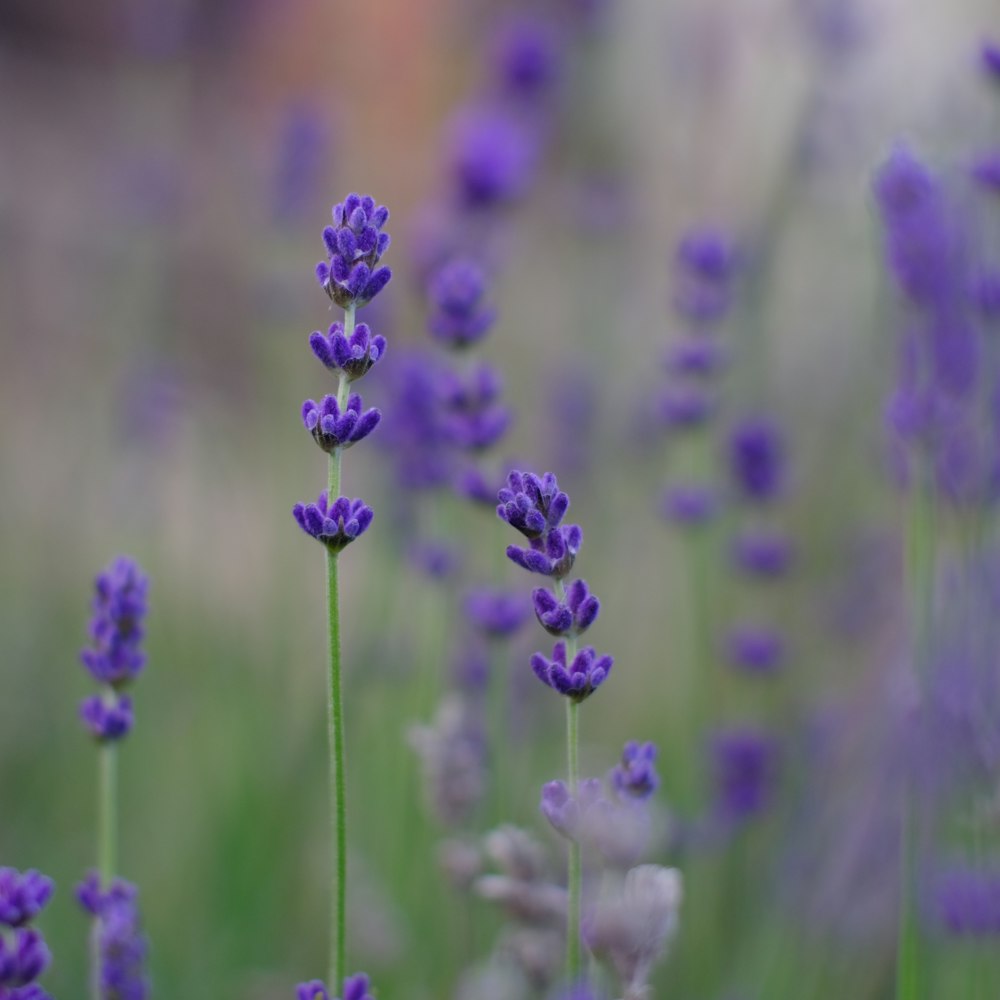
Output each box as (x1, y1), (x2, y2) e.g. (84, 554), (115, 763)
(325, 305), (355, 989)
(94, 691), (118, 1000)
(897, 471), (935, 1000)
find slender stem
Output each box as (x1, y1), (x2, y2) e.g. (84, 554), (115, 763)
(98, 734), (118, 886)
(566, 698), (582, 983)
(897, 465), (935, 1000)
(326, 319), (352, 987)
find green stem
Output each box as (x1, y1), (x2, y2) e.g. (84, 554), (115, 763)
(566, 698), (581, 984)
(98, 731), (118, 886)
(326, 305), (352, 988)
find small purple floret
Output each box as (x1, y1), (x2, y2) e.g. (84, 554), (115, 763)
(729, 417), (785, 502)
(79, 694), (134, 742)
(610, 741), (659, 800)
(0, 871), (54, 929)
(464, 587), (531, 638)
(532, 580), (600, 637)
(79, 557), (149, 688)
(301, 393), (381, 453)
(427, 258), (497, 349)
(292, 492), (374, 552)
(309, 322), (387, 382)
(530, 640), (612, 702)
(725, 625), (785, 673)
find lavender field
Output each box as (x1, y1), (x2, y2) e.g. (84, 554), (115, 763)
(2, 1), (1000, 998)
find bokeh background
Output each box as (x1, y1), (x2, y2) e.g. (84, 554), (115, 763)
(3, 0), (999, 997)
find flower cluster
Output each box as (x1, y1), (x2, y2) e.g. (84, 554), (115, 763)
(0, 869), (54, 999)
(293, 493), (374, 553)
(77, 873), (149, 1000)
(710, 728), (780, 827)
(427, 259), (497, 349)
(295, 973), (375, 1000)
(309, 322), (386, 382)
(79, 557), (148, 742)
(301, 394), (381, 453)
(316, 194), (392, 308)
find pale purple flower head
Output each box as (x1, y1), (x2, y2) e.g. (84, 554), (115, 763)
(316, 194), (392, 308)
(666, 335), (728, 377)
(292, 492), (374, 552)
(309, 322), (387, 382)
(659, 385), (715, 429)
(931, 865), (1000, 935)
(438, 364), (510, 452)
(301, 394), (381, 453)
(80, 557), (149, 688)
(272, 101), (330, 226)
(732, 529), (793, 577)
(711, 727), (780, 825)
(610, 742), (659, 800)
(77, 874), (147, 1000)
(530, 641), (612, 702)
(980, 41), (1000, 83)
(427, 258), (497, 349)
(491, 15), (562, 100)
(674, 228), (740, 323)
(660, 484), (719, 527)
(0, 871), (53, 929)
(725, 625), (785, 674)
(465, 587), (532, 639)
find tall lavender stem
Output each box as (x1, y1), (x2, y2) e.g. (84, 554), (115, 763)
(324, 302), (356, 989)
(98, 734), (118, 887)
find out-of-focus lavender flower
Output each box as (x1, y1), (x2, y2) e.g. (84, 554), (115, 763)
(666, 336), (728, 376)
(532, 580), (600, 637)
(582, 865), (683, 999)
(659, 484), (719, 527)
(491, 15), (562, 101)
(980, 41), (1000, 82)
(0, 984), (54, 999)
(409, 696), (486, 828)
(797, 0), (866, 61)
(465, 588), (531, 639)
(550, 981), (608, 1000)
(77, 874), (148, 1000)
(658, 386), (715, 429)
(79, 694), (134, 742)
(931, 865), (1000, 935)
(474, 826), (567, 925)
(316, 194), (392, 308)
(296, 974), (373, 1000)
(541, 778), (603, 840)
(296, 982), (329, 1000)
(310, 323), (387, 382)
(272, 102), (331, 226)
(427, 259), (497, 349)
(725, 625), (785, 674)
(971, 151), (1000, 193)
(531, 642), (612, 702)
(732, 530), (793, 577)
(408, 540), (463, 581)
(0, 872), (53, 929)
(448, 106), (539, 208)
(80, 558), (149, 689)
(438, 365), (511, 452)
(674, 228), (740, 324)
(301, 394), (381, 453)
(292, 493), (374, 552)
(728, 417), (786, 503)
(0, 929), (50, 988)
(973, 271), (1000, 320)
(711, 728), (780, 825)
(610, 742), (659, 800)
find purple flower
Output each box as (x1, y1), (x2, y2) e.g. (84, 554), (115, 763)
(309, 322), (387, 382)
(659, 484), (719, 526)
(80, 557), (149, 688)
(448, 106), (539, 208)
(272, 101), (330, 226)
(731, 529), (793, 577)
(438, 364), (510, 452)
(981, 41), (1000, 82)
(666, 335), (728, 376)
(932, 865), (1000, 935)
(659, 385), (715, 428)
(532, 580), (600, 637)
(79, 694), (134, 742)
(98, 897), (149, 1000)
(316, 193), (392, 308)
(464, 587), (531, 638)
(610, 741), (659, 800)
(408, 540), (463, 581)
(427, 259), (497, 349)
(292, 492), (374, 552)
(530, 641), (612, 702)
(711, 727), (779, 825)
(491, 15), (562, 100)
(76, 872), (137, 918)
(296, 982), (329, 1000)
(728, 417), (785, 503)
(301, 394), (381, 453)
(296, 972), (374, 1000)
(0, 871), (53, 928)
(506, 525), (583, 579)
(497, 470), (571, 540)
(725, 624), (785, 673)
(674, 228), (740, 323)
(0, 929), (50, 988)
(971, 151), (1000, 193)
(540, 778), (605, 839)
(0, 985), (54, 999)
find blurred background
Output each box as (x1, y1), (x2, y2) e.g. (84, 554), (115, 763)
(2, 0), (1000, 997)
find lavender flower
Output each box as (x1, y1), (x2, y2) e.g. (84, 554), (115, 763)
(79, 694), (134, 742)
(932, 865), (1000, 935)
(474, 826), (567, 925)
(531, 641), (612, 701)
(532, 580), (600, 637)
(310, 323), (387, 382)
(711, 728), (780, 825)
(292, 493), (374, 552)
(541, 778), (604, 840)
(731, 529), (793, 577)
(674, 228), (740, 323)
(658, 385), (715, 429)
(438, 364), (511, 452)
(491, 15), (562, 100)
(272, 102), (330, 226)
(498, 471), (583, 578)
(301, 394), (381, 453)
(465, 587), (532, 639)
(427, 259), (497, 349)
(666, 335), (728, 376)
(77, 874), (148, 999)
(659, 484), (719, 526)
(449, 106), (539, 208)
(296, 982), (329, 1000)
(79, 558), (149, 689)
(0, 872), (53, 929)
(971, 151), (1000, 193)
(316, 194), (392, 308)
(0, 930), (50, 988)
(728, 417), (785, 503)
(610, 742), (659, 800)
(582, 865), (683, 1000)
(296, 975), (374, 1000)
(981, 41), (1000, 82)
